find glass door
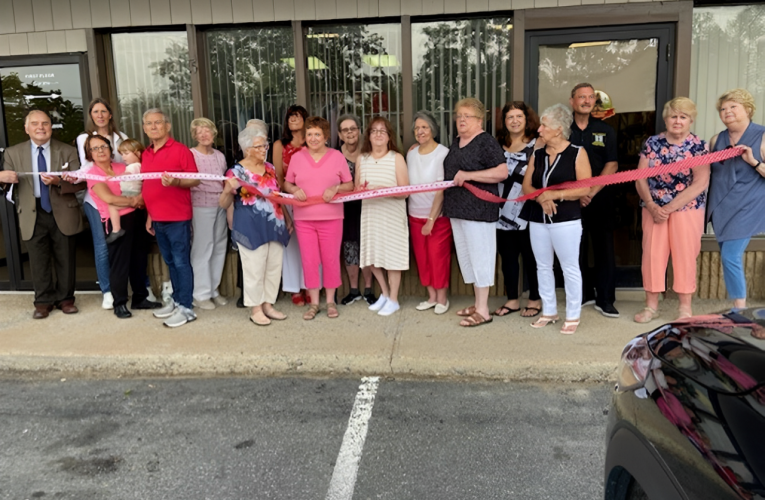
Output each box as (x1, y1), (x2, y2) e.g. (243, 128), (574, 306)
(0, 55), (91, 290)
(526, 24), (675, 287)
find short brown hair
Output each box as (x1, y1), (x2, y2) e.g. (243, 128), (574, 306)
(83, 134), (113, 162)
(361, 116), (399, 155)
(305, 116), (331, 140)
(118, 138), (145, 158)
(570, 82), (595, 98)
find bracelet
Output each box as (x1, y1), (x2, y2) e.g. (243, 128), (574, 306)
(752, 161), (762, 169)
(427, 217), (435, 221)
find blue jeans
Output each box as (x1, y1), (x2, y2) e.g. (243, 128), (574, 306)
(153, 220), (194, 308)
(719, 237), (750, 300)
(83, 202), (110, 293)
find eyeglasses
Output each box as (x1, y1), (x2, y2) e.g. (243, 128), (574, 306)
(370, 129), (388, 136)
(143, 120), (165, 127)
(340, 127), (359, 134)
(89, 145), (110, 152)
(250, 144), (269, 152)
(455, 114), (480, 121)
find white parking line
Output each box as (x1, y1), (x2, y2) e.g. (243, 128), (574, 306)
(326, 376), (380, 500)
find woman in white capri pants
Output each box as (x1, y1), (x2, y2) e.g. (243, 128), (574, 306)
(521, 103), (592, 335)
(189, 118), (229, 310)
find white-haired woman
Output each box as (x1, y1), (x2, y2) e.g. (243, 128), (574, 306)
(190, 117), (229, 310)
(407, 110), (452, 314)
(443, 98), (508, 327)
(521, 103), (592, 334)
(219, 127), (292, 326)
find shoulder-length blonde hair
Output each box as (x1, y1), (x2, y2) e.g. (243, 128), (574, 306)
(716, 88), (756, 119)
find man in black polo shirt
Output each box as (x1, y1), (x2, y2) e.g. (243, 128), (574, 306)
(568, 82), (619, 318)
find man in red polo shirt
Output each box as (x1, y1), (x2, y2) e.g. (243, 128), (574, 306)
(141, 108), (200, 328)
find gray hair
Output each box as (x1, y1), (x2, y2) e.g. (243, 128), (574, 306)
(246, 119), (268, 136)
(336, 113), (361, 131)
(238, 126), (268, 151)
(540, 103), (573, 138)
(142, 108), (168, 123)
(412, 110), (440, 142)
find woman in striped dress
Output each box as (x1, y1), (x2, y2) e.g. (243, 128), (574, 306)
(357, 117), (410, 316)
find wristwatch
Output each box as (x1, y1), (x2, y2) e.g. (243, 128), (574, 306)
(752, 161), (762, 169)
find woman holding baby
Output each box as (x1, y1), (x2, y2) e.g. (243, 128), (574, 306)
(83, 134), (160, 319)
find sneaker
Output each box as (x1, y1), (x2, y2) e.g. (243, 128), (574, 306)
(595, 303), (620, 318)
(161, 281), (173, 304)
(101, 292), (114, 310)
(153, 301), (176, 319)
(182, 306), (197, 322)
(163, 307), (189, 328)
(369, 295), (388, 312)
(193, 299), (216, 310)
(341, 290), (362, 305)
(582, 297), (596, 307)
(415, 300), (437, 311)
(146, 287), (158, 303)
(212, 295), (228, 307)
(378, 300), (400, 316)
(363, 291), (377, 305)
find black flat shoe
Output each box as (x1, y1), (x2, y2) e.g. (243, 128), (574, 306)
(236, 295), (245, 308)
(114, 304), (132, 319)
(131, 299), (162, 309)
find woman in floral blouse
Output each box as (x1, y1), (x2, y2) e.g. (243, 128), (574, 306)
(220, 127), (292, 326)
(634, 97), (710, 323)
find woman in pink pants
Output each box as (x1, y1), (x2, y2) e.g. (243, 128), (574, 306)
(284, 116), (354, 320)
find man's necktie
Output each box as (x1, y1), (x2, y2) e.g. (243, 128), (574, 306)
(38, 146), (52, 213)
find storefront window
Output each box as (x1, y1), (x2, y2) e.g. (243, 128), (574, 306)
(691, 5), (765, 141)
(306, 24), (403, 147)
(112, 32), (194, 146)
(206, 27), (297, 165)
(412, 18), (512, 146)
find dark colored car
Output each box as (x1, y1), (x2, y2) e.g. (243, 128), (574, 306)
(605, 308), (765, 500)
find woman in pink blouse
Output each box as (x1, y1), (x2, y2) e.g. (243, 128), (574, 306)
(283, 116), (354, 320)
(189, 118), (229, 310)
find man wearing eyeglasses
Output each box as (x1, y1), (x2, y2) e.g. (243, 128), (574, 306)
(0, 109), (83, 319)
(140, 108), (200, 328)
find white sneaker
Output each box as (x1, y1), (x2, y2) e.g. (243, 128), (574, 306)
(369, 295), (388, 312)
(101, 292), (114, 310)
(146, 287), (158, 303)
(415, 300), (437, 311)
(153, 301), (176, 319)
(161, 281), (173, 304)
(378, 300), (400, 316)
(193, 299), (215, 310)
(212, 295), (228, 306)
(434, 300), (450, 315)
(163, 307), (189, 328)
(182, 306), (197, 322)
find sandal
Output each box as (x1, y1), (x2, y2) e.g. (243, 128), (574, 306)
(521, 306), (541, 318)
(560, 319), (580, 335)
(459, 312), (493, 327)
(327, 303), (339, 319)
(530, 315), (559, 328)
(634, 306), (659, 324)
(291, 293), (305, 307)
(676, 307), (693, 321)
(493, 305), (520, 317)
(456, 305), (476, 317)
(303, 304), (320, 320)
(249, 310), (271, 326)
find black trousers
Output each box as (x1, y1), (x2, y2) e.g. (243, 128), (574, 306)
(106, 210), (149, 307)
(579, 224), (616, 306)
(26, 200), (77, 305)
(497, 228), (540, 301)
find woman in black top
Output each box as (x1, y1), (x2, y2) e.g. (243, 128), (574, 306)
(443, 97), (509, 327)
(522, 103), (591, 335)
(494, 101), (544, 319)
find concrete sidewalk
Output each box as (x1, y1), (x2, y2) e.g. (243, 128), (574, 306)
(0, 292), (752, 382)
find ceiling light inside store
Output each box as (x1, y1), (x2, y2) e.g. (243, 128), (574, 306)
(307, 33), (340, 38)
(487, 23), (513, 30)
(282, 57), (327, 70)
(569, 41), (612, 48)
(363, 55), (399, 67)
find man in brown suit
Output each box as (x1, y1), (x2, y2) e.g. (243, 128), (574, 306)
(0, 110), (84, 318)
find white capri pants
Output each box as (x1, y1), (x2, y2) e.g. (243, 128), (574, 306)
(191, 206), (228, 302)
(281, 206), (306, 293)
(529, 220), (583, 319)
(240, 241), (284, 307)
(451, 218), (496, 288)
